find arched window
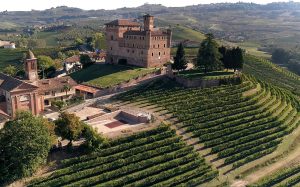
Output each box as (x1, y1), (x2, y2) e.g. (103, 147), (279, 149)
(158, 44), (160, 48)
(152, 53), (154, 56)
(159, 52), (161, 56)
(164, 44), (166, 48)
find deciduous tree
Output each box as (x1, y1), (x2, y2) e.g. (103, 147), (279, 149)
(0, 111), (54, 184)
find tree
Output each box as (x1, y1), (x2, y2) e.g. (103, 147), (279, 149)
(92, 33), (104, 50)
(81, 124), (107, 153)
(271, 48), (290, 64)
(196, 33), (223, 73)
(74, 38), (84, 46)
(63, 85), (71, 96)
(3, 65), (17, 76)
(80, 54), (93, 68)
(0, 111), (54, 184)
(37, 55), (55, 79)
(55, 112), (84, 145)
(172, 43), (187, 71)
(232, 47), (244, 71)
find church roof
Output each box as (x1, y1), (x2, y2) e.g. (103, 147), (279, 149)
(0, 73), (38, 92)
(105, 19), (140, 27)
(26, 50), (36, 59)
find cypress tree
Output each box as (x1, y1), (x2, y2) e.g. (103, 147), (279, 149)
(172, 42), (187, 71)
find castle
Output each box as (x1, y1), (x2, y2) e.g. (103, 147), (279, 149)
(105, 15), (172, 68)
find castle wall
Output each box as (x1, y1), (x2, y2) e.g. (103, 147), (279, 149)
(105, 16), (172, 68)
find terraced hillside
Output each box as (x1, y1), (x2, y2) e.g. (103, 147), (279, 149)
(244, 55), (300, 96)
(115, 75), (300, 184)
(29, 124), (217, 187)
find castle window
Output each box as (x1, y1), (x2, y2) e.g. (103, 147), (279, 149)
(152, 53), (154, 56)
(164, 52), (166, 55)
(111, 35), (114, 40)
(159, 52), (161, 56)
(164, 44), (166, 48)
(143, 37), (144, 40)
(127, 49), (129, 53)
(31, 62), (35, 69)
(158, 44), (160, 48)
(133, 44), (134, 47)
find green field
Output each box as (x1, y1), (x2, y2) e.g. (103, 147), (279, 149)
(0, 48), (25, 71)
(36, 31), (60, 47)
(171, 25), (206, 42)
(70, 64), (159, 88)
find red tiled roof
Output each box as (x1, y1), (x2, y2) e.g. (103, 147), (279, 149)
(65, 55), (80, 63)
(74, 84), (99, 94)
(105, 19), (140, 27)
(37, 76), (77, 93)
(0, 73), (38, 92)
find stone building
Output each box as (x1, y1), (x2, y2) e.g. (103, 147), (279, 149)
(105, 15), (172, 68)
(0, 50), (77, 118)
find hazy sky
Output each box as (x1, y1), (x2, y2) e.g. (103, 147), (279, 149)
(1, 0), (299, 11)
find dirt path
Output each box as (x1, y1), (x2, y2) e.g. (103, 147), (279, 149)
(231, 134), (300, 187)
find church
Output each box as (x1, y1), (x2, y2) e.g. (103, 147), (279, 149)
(105, 14), (172, 68)
(0, 50), (77, 118)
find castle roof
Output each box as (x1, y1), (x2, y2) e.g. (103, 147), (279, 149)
(26, 50), (36, 59)
(105, 19), (140, 27)
(0, 73), (38, 92)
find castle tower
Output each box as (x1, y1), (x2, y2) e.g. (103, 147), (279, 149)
(144, 14), (154, 31)
(24, 50), (38, 82)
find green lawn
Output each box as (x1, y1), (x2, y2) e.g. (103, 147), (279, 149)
(0, 48), (25, 71)
(70, 64), (159, 88)
(179, 69), (235, 79)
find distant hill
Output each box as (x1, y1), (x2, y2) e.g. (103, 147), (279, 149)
(1, 2), (299, 49)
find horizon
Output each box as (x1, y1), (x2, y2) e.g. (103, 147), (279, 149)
(1, 0), (299, 11)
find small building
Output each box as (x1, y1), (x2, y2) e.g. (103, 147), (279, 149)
(37, 76), (77, 106)
(105, 14), (172, 68)
(63, 55), (82, 74)
(3, 43), (16, 49)
(74, 84), (101, 99)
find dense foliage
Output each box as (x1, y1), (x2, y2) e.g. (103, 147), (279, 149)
(196, 33), (223, 72)
(0, 112), (54, 184)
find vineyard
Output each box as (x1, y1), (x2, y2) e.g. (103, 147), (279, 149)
(28, 124), (217, 187)
(115, 72), (300, 184)
(250, 166), (300, 187)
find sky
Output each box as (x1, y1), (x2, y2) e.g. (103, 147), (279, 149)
(0, 0), (299, 11)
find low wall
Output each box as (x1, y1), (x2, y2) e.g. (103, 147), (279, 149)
(175, 75), (241, 88)
(86, 110), (149, 124)
(84, 70), (165, 97)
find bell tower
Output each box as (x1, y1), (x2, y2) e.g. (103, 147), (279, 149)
(144, 14), (154, 31)
(24, 50), (38, 82)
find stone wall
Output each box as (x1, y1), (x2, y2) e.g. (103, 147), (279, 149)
(175, 75), (241, 88)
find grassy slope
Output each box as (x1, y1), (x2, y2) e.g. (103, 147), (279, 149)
(36, 32), (59, 47)
(0, 48), (25, 71)
(70, 64), (158, 88)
